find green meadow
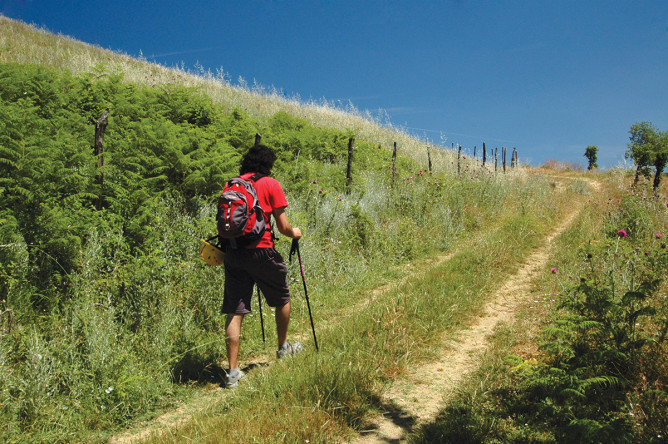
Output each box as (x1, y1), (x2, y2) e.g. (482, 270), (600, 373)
(0, 16), (666, 443)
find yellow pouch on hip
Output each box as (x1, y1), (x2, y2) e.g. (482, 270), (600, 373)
(200, 238), (225, 266)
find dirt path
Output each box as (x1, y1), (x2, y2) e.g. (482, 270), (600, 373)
(352, 182), (593, 443)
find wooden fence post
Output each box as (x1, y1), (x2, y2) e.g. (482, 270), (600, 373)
(457, 145), (462, 176)
(254, 133), (261, 147)
(346, 137), (354, 191)
(502, 146), (507, 173)
(427, 145), (432, 173)
(391, 141), (397, 186)
(482, 142), (487, 167)
(494, 147), (498, 173)
(94, 108), (109, 211)
(473, 145), (477, 159)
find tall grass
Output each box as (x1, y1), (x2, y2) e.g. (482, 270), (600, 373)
(0, 157), (547, 443)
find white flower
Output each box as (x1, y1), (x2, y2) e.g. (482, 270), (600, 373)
(105, 386), (114, 394)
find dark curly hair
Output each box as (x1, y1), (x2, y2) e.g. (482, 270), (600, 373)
(239, 144), (277, 176)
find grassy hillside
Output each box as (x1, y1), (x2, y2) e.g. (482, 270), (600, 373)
(0, 16), (665, 444)
(0, 15), (451, 168)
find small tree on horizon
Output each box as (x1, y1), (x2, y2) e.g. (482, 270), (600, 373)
(584, 145), (598, 170)
(626, 121), (659, 186)
(651, 130), (668, 192)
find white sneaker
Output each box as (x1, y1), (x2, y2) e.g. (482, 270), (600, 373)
(276, 342), (303, 359)
(225, 369), (245, 389)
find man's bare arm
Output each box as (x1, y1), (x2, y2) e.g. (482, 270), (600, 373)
(273, 207), (302, 239)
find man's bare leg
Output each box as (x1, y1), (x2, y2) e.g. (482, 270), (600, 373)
(275, 301), (290, 347)
(225, 313), (244, 370)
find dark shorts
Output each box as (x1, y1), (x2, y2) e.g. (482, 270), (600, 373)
(222, 248), (291, 314)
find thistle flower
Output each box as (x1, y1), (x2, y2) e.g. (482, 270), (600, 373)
(551, 267), (557, 273)
(657, 233), (662, 239)
(617, 229), (628, 237)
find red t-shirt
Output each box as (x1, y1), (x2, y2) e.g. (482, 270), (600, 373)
(240, 173), (288, 248)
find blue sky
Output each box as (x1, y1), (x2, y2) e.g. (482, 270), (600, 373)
(2, 1), (667, 168)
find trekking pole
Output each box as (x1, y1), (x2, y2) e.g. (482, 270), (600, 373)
(256, 286), (266, 343)
(289, 239), (319, 351)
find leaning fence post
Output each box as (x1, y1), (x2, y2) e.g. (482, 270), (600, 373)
(254, 133), (261, 147)
(346, 137), (354, 191)
(94, 108), (109, 211)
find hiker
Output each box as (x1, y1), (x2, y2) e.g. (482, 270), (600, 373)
(222, 144), (303, 388)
